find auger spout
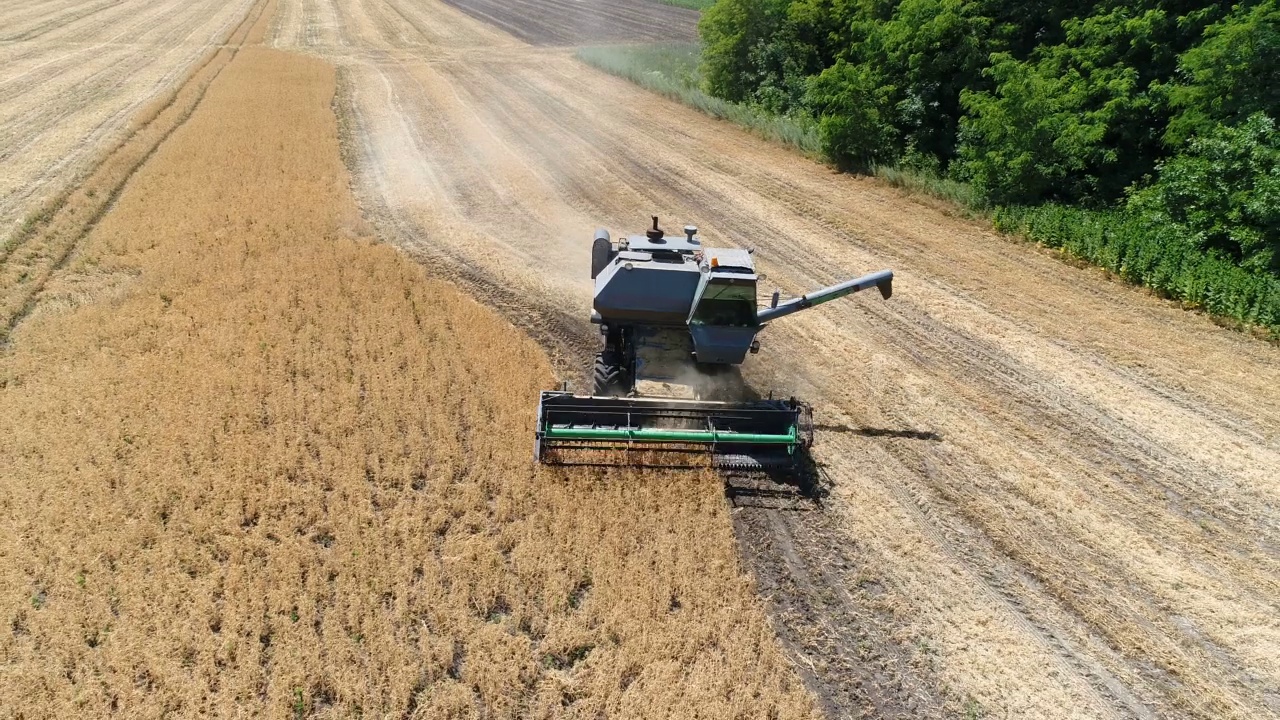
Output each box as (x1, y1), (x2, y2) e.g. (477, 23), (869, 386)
(755, 269), (893, 324)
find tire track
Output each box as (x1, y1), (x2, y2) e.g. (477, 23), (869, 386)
(0, 0), (275, 343)
(0, 0), (260, 239)
(0, 0), (121, 43)
(451, 59), (1280, 712)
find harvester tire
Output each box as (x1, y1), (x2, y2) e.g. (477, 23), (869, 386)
(591, 236), (612, 279)
(592, 352), (623, 396)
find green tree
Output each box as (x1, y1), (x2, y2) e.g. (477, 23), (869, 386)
(1166, 0), (1280, 144)
(804, 60), (898, 167)
(957, 4), (1219, 205)
(699, 0), (781, 102)
(1130, 113), (1280, 273)
(873, 0), (994, 162)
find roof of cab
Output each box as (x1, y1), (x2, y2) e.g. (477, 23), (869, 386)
(704, 247), (754, 273)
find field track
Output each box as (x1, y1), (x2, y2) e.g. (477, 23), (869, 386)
(270, 0), (1280, 718)
(0, 0), (259, 241)
(0, 0), (283, 348)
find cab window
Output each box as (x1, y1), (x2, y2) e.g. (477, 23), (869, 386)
(690, 280), (756, 326)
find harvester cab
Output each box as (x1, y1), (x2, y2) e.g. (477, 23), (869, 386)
(536, 217), (893, 470)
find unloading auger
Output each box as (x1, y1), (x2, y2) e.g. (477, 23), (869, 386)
(535, 217), (892, 471)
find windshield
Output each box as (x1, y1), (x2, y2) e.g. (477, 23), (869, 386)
(690, 279), (756, 327)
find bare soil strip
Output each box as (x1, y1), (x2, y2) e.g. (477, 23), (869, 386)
(437, 0), (698, 45)
(272, 1), (1280, 718)
(0, 25), (816, 720)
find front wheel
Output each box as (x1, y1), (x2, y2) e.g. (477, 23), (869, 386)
(591, 351), (623, 396)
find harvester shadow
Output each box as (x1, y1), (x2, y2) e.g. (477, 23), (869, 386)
(724, 425), (939, 510)
(814, 423), (942, 442)
(723, 452), (829, 511)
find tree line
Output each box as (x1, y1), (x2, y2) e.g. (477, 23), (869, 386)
(698, 0), (1280, 326)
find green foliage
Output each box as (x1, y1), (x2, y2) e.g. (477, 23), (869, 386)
(958, 51), (1150, 206)
(1130, 113), (1280, 273)
(698, 0), (778, 102)
(957, 5), (1212, 206)
(994, 204), (1280, 330)
(874, 0), (994, 160)
(805, 60), (897, 167)
(697, 0), (1253, 206)
(1166, 0), (1280, 145)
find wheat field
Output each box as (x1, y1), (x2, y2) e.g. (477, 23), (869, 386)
(0, 43), (816, 719)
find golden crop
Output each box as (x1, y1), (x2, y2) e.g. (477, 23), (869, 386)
(0, 38), (814, 720)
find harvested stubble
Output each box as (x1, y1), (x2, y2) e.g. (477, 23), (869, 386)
(0, 47), (816, 718)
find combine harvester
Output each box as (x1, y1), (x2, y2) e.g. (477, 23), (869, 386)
(535, 217), (892, 472)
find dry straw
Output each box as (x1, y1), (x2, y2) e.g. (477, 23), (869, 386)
(0, 44), (815, 720)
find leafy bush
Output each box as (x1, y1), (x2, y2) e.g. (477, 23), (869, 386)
(994, 203), (1280, 330)
(804, 60), (897, 168)
(697, 0), (777, 103)
(1130, 113), (1280, 274)
(1166, 0), (1280, 145)
(956, 4), (1216, 207)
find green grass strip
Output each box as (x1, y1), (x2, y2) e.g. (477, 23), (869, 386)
(575, 44), (821, 155)
(656, 0), (716, 10)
